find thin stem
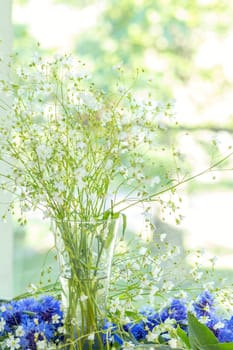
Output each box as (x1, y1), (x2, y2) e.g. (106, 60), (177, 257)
(115, 150), (233, 212)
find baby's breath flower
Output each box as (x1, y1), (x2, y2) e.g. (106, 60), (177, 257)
(52, 314), (61, 324)
(0, 305), (6, 312)
(87, 332), (95, 341)
(27, 283), (38, 294)
(0, 317), (6, 331)
(168, 338), (179, 348)
(213, 321), (225, 330)
(36, 340), (47, 350)
(80, 294), (88, 302)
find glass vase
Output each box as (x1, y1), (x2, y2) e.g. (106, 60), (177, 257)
(53, 217), (120, 349)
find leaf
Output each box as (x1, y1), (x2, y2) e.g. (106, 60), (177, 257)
(201, 343), (233, 350)
(104, 218), (119, 248)
(188, 312), (218, 349)
(177, 325), (190, 349)
(121, 212), (127, 240)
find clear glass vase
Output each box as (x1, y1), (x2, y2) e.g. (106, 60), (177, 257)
(53, 217), (120, 349)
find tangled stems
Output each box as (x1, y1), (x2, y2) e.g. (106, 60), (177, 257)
(54, 218), (119, 349)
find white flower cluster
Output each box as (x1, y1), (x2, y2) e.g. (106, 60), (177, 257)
(109, 232), (227, 327)
(0, 54), (174, 223)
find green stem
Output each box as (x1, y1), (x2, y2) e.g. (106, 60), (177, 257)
(116, 150), (233, 212)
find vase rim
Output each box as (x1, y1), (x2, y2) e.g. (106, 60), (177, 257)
(52, 216), (120, 224)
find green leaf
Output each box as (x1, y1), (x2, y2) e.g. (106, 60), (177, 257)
(177, 325), (190, 349)
(201, 344), (233, 350)
(188, 312), (218, 349)
(121, 212), (127, 240)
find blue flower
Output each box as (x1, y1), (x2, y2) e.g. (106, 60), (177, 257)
(102, 320), (124, 346)
(0, 296), (64, 349)
(193, 291), (215, 318)
(217, 317), (233, 343)
(125, 321), (147, 341)
(218, 326), (233, 343)
(160, 299), (187, 325)
(140, 306), (161, 331)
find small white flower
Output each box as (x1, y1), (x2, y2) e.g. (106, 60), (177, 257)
(150, 176), (160, 186)
(164, 317), (176, 327)
(168, 338), (178, 348)
(139, 247), (147, 255)
(163, 281), (174, 291)
(5, 335), (20, 350)
(87, 332), (95, 341)
(0, 317), (6, 332)
(0, 305), (6, 312)
(80, 294), (88, 302)
(79, 92), (100, 111)
(58, 326), (65, 334)
(36, 340), (47, 350)
(36, 144), (52, 160)
(199, 315), (210, 324)
(52, 314), (61, 324)
(210, 256), (218, 266)
(213, 321), (225, 330)
(27, 283), (37, 294)
(71, 318), (78, 326)
(106, 159), (113, 170)
(15, 325), (25, 337)
(109, 298), (120, 313)
(160, 233), (167, 242)
(146, 331), (158, 342)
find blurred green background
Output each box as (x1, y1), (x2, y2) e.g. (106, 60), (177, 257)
(12, 0), (233, 296)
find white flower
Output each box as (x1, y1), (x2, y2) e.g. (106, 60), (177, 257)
(71, 318), (78, 326)
(54, 181), (66, 192)
(27, 283), (38, 294)
(160, 233), (167, 242)
(36, 144), (52, 160)
(0, 305), (6, 312)
(79, 92), (100, 111)
(199, 315), (210, 324)
(168, 338), (179, 348)
(87, 332), (95, 341)
(58, 326), (65, 334)
(210, 256), (218, 266)
(106, 159), (113, 170)
(5, 335), (20, 350)
(36, 340), (47, 350)
(52, 314), (61, 324)
(0, 317), (6, 332)
(139, 247), (147, 255)
(80, 294), (88, 302)
(164, 317), (176, 327)
(15, 325), (25, 337)
(109, 298), (120, 313)
(162, 281), (174, 291)
(213, 321), (225, 330)
(150, 176), (160, 186)
(146, 331), (158, 342)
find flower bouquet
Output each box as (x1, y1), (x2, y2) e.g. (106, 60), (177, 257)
(0, 54), (171, 348)
(0, 54), (232, 349)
